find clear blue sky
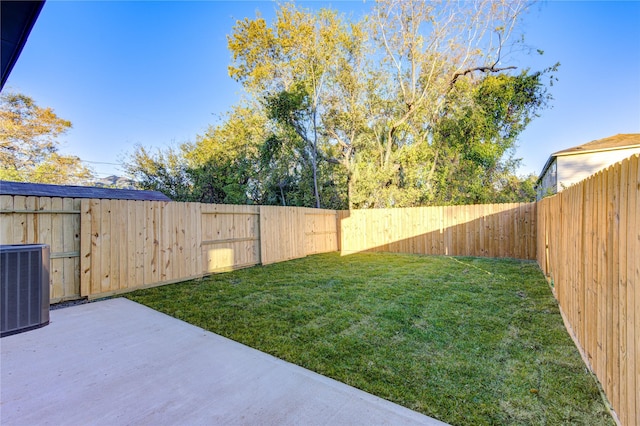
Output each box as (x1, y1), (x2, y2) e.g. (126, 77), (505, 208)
(4, 0), (639, 179)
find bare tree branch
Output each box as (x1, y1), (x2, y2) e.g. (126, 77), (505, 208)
(449, 64), (517, 89)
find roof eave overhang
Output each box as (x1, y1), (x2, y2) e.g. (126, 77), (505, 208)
(551, 144), (640, 158)
(1, 1), (46, 91)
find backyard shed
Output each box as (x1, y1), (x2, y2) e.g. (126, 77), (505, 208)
(535, 133), (640, 199)
(0, 180), (171, 303)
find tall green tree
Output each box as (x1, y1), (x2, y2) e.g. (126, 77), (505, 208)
(0, 92), (94, 184)
(228, 4), (354, 208)
(355, 0), (538, 207)
(224, 0), (552, 208)
(321, 19), (371, 208)
(429, 69), (554, 204)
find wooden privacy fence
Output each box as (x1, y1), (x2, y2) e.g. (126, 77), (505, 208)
(0, 200), (338, 301)
(537, 154), (639, 426)
(0, 195), (81, 303)
(1, 197), (535, 301)
(3, 161), (637, 423)
(338, 203), (536, 260)
(81, 201), (339, 299)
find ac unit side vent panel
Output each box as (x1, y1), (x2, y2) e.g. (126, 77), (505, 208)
(1, 244), (50, 337)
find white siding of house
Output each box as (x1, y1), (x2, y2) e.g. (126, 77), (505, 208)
(556, 147), (640, 190)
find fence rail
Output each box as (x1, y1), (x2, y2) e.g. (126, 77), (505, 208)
(537, 154), (639, 426)
(200, 204), (261, 273)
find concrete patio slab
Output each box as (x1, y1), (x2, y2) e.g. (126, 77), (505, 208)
(1, 298), (447, 425)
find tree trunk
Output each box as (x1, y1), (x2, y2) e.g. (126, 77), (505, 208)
(347, 170), (354, 210)
(312, 109), (321, 208)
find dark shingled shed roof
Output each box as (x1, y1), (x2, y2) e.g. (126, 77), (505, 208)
(0, 181), (171, 201)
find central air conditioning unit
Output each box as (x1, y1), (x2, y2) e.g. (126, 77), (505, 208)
(1, 244), (50, 337)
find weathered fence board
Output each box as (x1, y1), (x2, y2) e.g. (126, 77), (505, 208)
(537, 154), (639, 425)
(339, 202), (536, 259)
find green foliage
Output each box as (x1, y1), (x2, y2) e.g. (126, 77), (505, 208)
(0, 92), (94, 184)
(126, 1), (556, 207)
(124, 104), (264, 203)
(262, 85), (324, 207)
(229, 6), (355, 208)
(426, 71), (551, 204)
(124, 145), (192, 201)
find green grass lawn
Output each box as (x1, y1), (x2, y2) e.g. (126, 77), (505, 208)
(126, 252), (613, 425)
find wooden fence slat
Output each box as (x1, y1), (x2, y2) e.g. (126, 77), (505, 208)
(174, 203), (183, 280)
(35, 198), (52, 296)
(193, 203), (203, 276)
(100, 199), (112, 293)
(112, 199), (123, 291)
(142, 201), (151, 286)
(590, 176), (599, 367)
(69, 198), (82, 299)
(610, 163), (620, 410)
(11, 196), (24, 243)
(160, 201), (169, 282)
(134, 201), (145, 288)
(125, 200), (136, 288)
(80, 199), (91, 297)
(617, 159), (629, 426)
(631, 155), (639, 424)
(0, 195), (14, 242)
(68, 199), (81, 299)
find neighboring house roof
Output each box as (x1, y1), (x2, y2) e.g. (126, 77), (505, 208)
(1, 1), (45, 90)
(552, 133), (640, 156)
(0, 180), (171, 201)
(92, 175), (137, 190)
(537, 133), (640, 183)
